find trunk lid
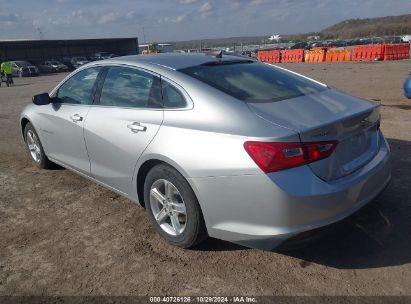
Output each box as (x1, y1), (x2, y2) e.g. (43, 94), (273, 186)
(248, 89), (380, 181)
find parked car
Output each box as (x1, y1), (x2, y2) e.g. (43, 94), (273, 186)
(11, 61), (39, 77)
(62, 57), (76, 71)
(20, 54), (391, 250)
(308, 41), (326, 49)
(70, 56), (89, 68)
(38, 60), (69, 73)
(401, 35), (411, 43)
(90, 52), (117, 61)
(383, 36), (403, 44)
(404, 73), (411, 99)
(331, 40), (348, 48)
(345, 39), (362, 46)
(289, 42), (308, 50)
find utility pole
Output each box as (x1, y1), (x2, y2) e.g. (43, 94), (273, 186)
(142, 27), (147, 44)
(35, 26), (44, 40)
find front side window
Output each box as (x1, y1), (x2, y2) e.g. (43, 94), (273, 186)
(99, 66), (162, 108)
(162, 80), (187, 108)
(57, 67), (101, 105)
(180, 61), (327, 103)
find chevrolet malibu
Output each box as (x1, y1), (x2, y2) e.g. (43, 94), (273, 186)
(20, 53), (391, 249)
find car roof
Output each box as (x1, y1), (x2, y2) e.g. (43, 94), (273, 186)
(111, 53), (253, 70)
(12, 60), (30, 64)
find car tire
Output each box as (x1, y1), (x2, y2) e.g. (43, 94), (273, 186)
(144, 163), (207, 248)
(24, 122), (54, 169)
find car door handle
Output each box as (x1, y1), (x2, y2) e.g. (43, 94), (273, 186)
(127, 122), (147, 133)
(70, 114), (83, 122)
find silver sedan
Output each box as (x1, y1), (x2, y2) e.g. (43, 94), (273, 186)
(20, 53), (391, 249)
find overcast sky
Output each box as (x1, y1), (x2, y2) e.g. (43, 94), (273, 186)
(0, 0), (410, 42)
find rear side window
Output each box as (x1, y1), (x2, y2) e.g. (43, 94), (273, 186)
(57, 67), (101, 105)
(99, 66), (162, 108)
(162, 80), (187, 108)
(179, 62), (327, 103)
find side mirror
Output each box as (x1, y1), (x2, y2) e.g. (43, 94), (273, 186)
(404, 74), (411, 99)
(32, 93), (50, 105)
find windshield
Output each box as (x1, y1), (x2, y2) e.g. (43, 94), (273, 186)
(14, 61), (31, 67)
(179, 62), (327, 103)
(75, 57), (87, 61)
(50, 61), (60, 65)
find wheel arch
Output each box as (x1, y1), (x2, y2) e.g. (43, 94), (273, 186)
(136, 159), (164, 208)
(135, 156), (204, 221)
(20, 116), (48, 154)
(20, 117), (31, 139)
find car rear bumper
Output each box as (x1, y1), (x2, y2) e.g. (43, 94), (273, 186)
(189, 131), (391, 250)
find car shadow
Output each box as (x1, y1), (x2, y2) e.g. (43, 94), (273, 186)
(280, 138), (411, 269)
(46, 163), (66, 170)
(194, 237), (248, 252)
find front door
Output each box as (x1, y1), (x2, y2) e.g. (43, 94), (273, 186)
(39, 66), (101, 174)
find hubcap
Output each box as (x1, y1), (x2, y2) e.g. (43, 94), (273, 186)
(149, 179), (187, 236)
(26, 130), (41, 163)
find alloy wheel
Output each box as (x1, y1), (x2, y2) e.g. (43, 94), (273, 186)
(149, 179), (187, 236)
(26, 130), (41, 163)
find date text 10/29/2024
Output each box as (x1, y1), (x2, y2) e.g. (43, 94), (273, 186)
(149, 296), (257, 303)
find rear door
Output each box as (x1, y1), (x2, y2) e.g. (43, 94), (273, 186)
(83, 65), (163, 195)
(38, 66), (102, 174)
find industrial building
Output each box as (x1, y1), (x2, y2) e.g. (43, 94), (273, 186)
(0, 37), (139, 64)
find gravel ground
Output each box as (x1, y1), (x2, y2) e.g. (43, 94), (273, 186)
(0, 60), (410, 296)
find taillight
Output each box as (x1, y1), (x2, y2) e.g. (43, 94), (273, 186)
(244, 141), (338, 173)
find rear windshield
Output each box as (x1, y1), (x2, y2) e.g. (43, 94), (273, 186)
(179, 62), (327, 103)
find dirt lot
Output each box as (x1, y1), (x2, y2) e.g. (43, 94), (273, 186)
(0, 60), (411, 296)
